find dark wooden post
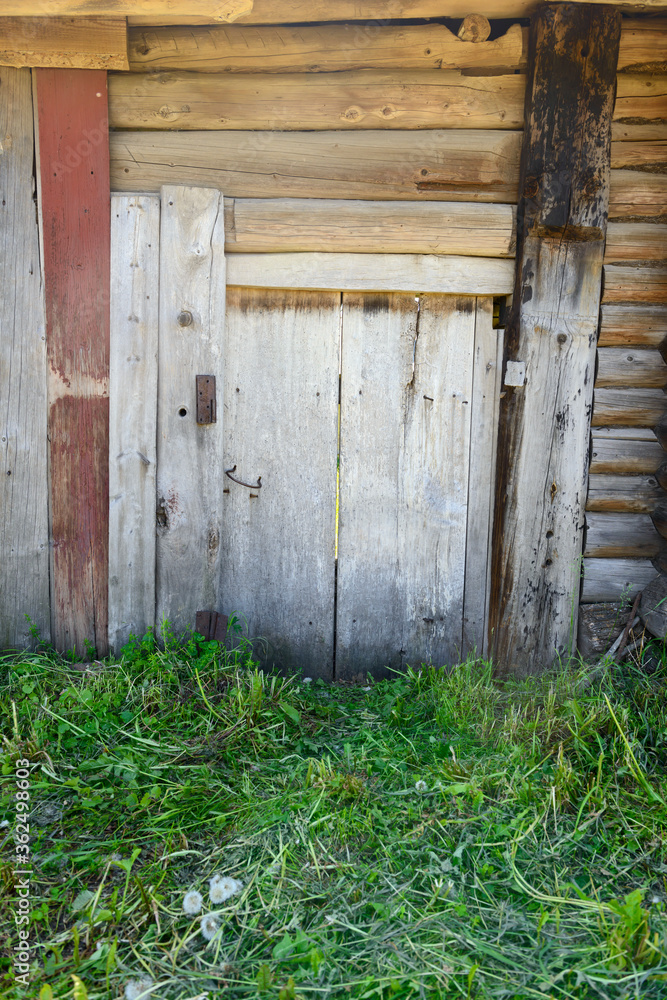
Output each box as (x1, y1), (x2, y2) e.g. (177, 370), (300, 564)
(34, 70), (110, 656)
(489, 3), (621, 674)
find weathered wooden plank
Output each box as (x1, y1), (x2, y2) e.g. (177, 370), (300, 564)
(590, 428), (664, 474)
(602, 265), (667, 304)
(611, 140), (667, 168)
(605, 223), (667, 262)
(34, 69), (110, 656)
(585, 511), (663, 558)
(596, 347), (666, 388)
(0, 67), (50, 648)
(223, 198), (514, 257)
(109, 195), (159, 653)
(108, 70), (527, 131)
(609, 171), (667, 220)
(581, 557), (657, 603)
(490, 4), (621, 675)
(155, 186), (225, 636)
(577, 601), (627, 657)
(612, 122), (667, 142)
(463, 300), (503, 657)
(225, 252), (515, 295)
(617, 19), (667, 72)
(0, 17), (129, 70)
(592, 387), (666, 426)
(599, 304), (667, 346)
(221, 286), (339, 678)
(110, 129), (523, 204)
(615, 74), (667, 121)
(337, 293), (475, 679)
(586, 473), (662, 513)
(0, 1), (254, 19)
(127, 22), (527, 75)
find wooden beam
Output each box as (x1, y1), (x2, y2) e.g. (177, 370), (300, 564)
(585, 512), (662, 558)
(618, 18), (667, 72)
(587, 473), (662, 512)
(612, 121), (667, 142)
(611, 140), (667, 169)
(0, 68), (50, 648)
(110, 129), (523, 204)
(108, 70), (527, 131)
(224, 252), (515, 295)
(602, 265), (667, 303)
(127, 22), (527, 74)
(600, 305), (667, 346)
(615, 73), (667, 121)
(605, 223), (667, 262)
(489, 3), (621, 675)
(0, 1), (254, 21)
(592, 387), (666, 426)
(126, 2), (539, 24)
(596, 347), (667, 388)
(581, 558), (657, 603)
(0, 17), (129, 70)
(34, 69), (110, 656)
(222, 198), (515, 256)
(609, 171), (667, 220)
(590, 428), (664, 474)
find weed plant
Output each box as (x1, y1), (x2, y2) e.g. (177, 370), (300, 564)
(1, 621), (666, 999)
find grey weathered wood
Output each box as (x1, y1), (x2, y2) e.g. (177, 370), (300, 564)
(605, 223), (667, 263)
(599, 305), (667, 347)
(581, 558), (657, 603)
(0, 67), (50, 647)
(109, 195), (160, 652)
(221, 286), (339, 678)
(225, 253), (514, 296)
(577, 602), (626, 658)
(155, 185), (225, 635)
(584, 512), (662, 558)
(586, 473), (662, 513)
(490, 3), (621, 674)
(590, 428), (664, 474)
(463, 299), (503, 656)
(602, 265), (667, 304)
(592, 387), (666, 426)
(110, 128), (522, 204)
(337, 293), (475, 679)
(596, 347), (666, 388)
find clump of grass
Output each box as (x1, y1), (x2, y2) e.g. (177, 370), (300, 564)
(1, 626), (666, 999)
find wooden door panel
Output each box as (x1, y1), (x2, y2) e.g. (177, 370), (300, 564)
(336, 293), (476, 678)
(222, 286), (340, 678)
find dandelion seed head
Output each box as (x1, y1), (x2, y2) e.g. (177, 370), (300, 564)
(200, 913), (221, 941)
(209, 874), (243, 904)
(415, 780), (428, 792)
(0, 819), (9, 829)
(303, 677), (313, 684)
(124, 975), (154, 1000)
(183, 889), (203, 915)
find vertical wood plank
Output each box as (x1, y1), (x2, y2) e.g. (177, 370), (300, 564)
(34, 68), (111, 655)
(155, 185), (225, 636)
(336, 293), (475, 679)
(463, 298), (503, 657)
(109, 195), (160, 652)
(221, 286), (339, 678)
(0, 67), (50, 647)
(490, 5), (621, 674)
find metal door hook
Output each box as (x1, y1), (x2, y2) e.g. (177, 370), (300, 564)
(225, 465), (262, 489)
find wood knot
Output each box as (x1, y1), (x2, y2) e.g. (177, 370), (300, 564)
(341, 106), (363, 122)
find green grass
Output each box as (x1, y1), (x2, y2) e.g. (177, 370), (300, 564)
(1, 621), (666, 1000)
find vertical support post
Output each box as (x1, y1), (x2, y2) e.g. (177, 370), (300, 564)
(34, 69), (110, 656)
(489, 3), (621, 674)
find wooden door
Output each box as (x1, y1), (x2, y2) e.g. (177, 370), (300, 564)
(109, 186), (503, 677)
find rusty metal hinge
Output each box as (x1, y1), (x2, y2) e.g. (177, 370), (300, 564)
(196, 375), (216, 424)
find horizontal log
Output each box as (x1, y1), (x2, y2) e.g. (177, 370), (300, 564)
(585, 512), (663, 558)
(611, 140), (667, 169)
(224, 252), (515, 295)
(651, 499), (667, 539)
(222, 197), (515, 256)
(581, 557), (657, 603)
(590, 428), (664, 474)
(0, 0), (254, 18)
(577, 602), (627, 657)
(615, 74), (667, 121)
(108, 69), (527, 131)
(110, 129), (523, 203)
(596, 347), (667, 388)
(605, 224), (667, 263)
(599, 304), (667, 346)
(586, 473), (662, 513)
(602, 265), (667, 304)
(127, 22), (527, 75)
(617, 19), (667, 72)
(0, 17), (129, 70)
(592, 387), (666, 426)
(612, 121), (667, 142)
(608, 171), (667, 220)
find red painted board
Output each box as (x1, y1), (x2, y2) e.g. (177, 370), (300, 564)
(34, 69), (110, 656)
